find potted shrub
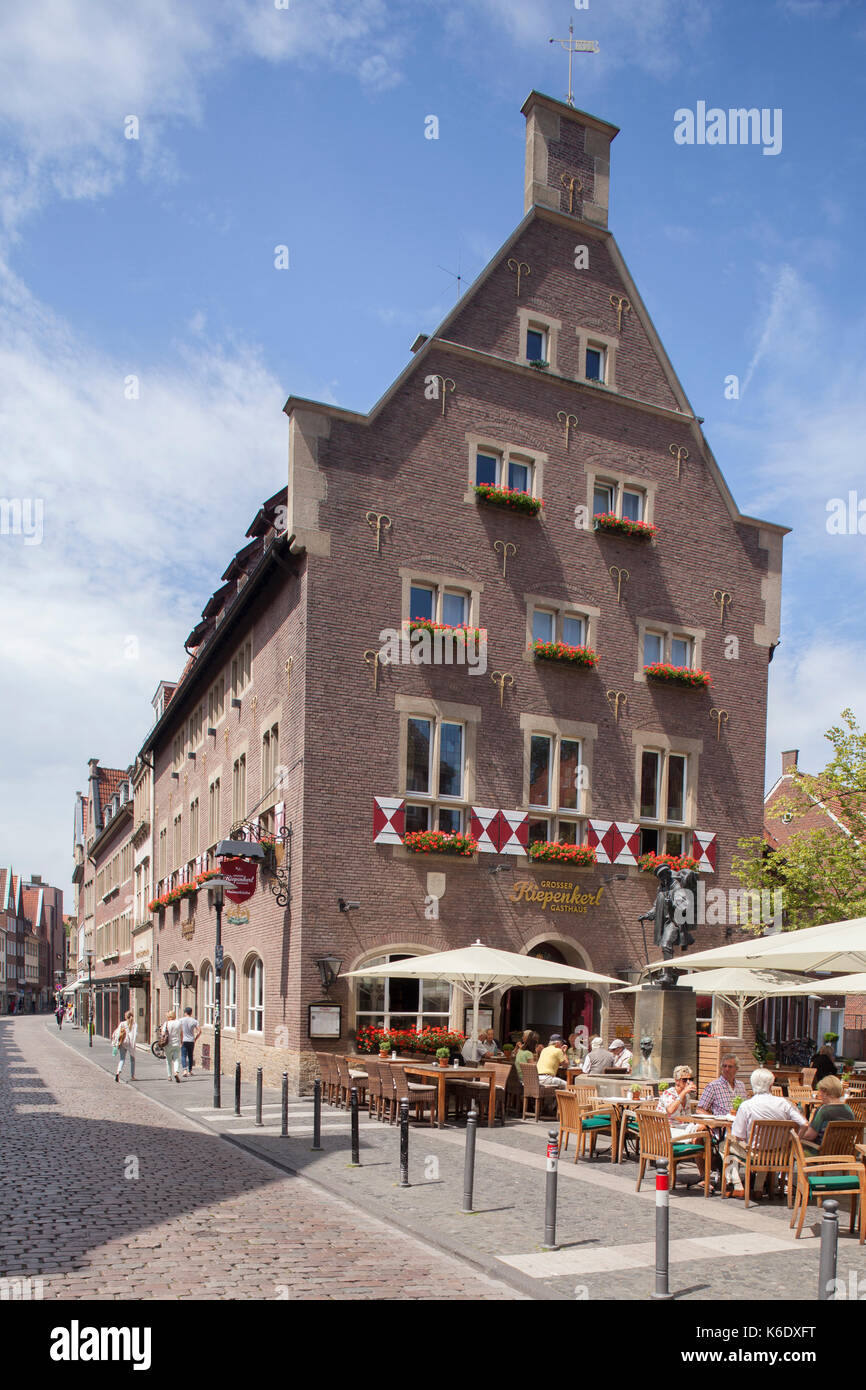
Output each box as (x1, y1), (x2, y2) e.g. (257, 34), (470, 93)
(658, 1081), (669, 1094)
(503, 1043), (514, 1056)
(473, 482), (543, 516)
(731, 1096), (744, 1113)
(644, 662), (711, 689)
(379, 1039), (392, 1058)
(629, 1082), (643, 1099)
(436, 1046), (451, 1068)
(823, 1032), (839, 1046)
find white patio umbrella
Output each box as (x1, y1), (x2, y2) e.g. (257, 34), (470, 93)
(766, 972), (866, 998)
(342, 939), (622, 1045)
(611, 967), (811, 1037)
(648, 917), (866, 976)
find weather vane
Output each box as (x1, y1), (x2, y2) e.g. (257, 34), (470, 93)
(549, 22), (599, 108)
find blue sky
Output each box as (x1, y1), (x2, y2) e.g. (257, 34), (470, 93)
(1, 0), (865, 898)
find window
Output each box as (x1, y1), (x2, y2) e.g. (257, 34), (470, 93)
(638, 749), (690, 856)
(593, 479), (645, 521)
(201, 964), (214, 1027)
(404, 716), (465, 835)
(247, 958), (264, 1034)
(475, 449), (535, 496)
(158, 828), (167, 880)
(189, 799), (199, 856)
(576, 327), (618, 389)
(528, 733), (584, 845)
(207, 778), (221, 846)
(585, 345), (606, 382)
(231, 641), (252, 700)
(224, 962), (237, 1030)
(232, 755), (246, 824)
(261, 725), (279, 798)
(530, 606), (586, 649)
(408, 581), (470, 627)
(208, 676), (225, 727)
(526, 326), (547, 363)
(643, 629), (694, 669)
(355, 952), (452, 1033)
(188, 704), (203, 749)
(173, 813), (182, 870)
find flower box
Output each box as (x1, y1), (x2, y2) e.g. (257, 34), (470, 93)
(527, 842), (598, 866)
(403, 830), (478, 857)
(594, 512), (658, 540)
(355, 1024), (466, 1056)
(407, 619), (483, 643)
(644, 663), (711, 689)
(528, 359), (550, 370)
(473, 483), (543, 516)
(637, 851), (700, 874)
(195, 868), (222, 889)
(148, 897), (165, 914)
(532, 640), (599, 668)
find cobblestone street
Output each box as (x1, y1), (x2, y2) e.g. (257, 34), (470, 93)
(0, 1017), (519, 1300)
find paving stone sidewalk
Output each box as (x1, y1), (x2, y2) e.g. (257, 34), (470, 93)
(43, 1021), (866, 1302)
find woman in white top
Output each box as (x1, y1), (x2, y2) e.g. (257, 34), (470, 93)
(114, 1010), (138, 1082)
(161, 1011), (184, 1082)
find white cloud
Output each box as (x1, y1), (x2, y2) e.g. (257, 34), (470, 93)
(767, 640), (865, 785)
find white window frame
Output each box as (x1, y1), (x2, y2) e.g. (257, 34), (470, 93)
(354, 952), (452, 1033)
(464, 433), (547, 503)
(247, 958), (264, 1035)
(223, 961), (237, 1031)
(635, 741), (698, 858)
(201, 964), (214, 1027)
(637, 622), (703, 676)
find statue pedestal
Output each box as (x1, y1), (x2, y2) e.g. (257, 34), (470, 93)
(635, 986), (696, 1082)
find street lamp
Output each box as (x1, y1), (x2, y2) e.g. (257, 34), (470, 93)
(314, 954), (343, 994)
(203, 876), (236, 1109)
(83, 949), (94, 1047)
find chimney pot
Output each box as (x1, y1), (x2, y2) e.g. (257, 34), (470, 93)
(781, 749), (799, 774)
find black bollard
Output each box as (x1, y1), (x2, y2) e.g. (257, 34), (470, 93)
(255, 1066), (263, 1127)
(281, 1071), (288, 1137)
(651, 1158), (673, 1300)
(234, 1062), (241, 1116)
(350, 1086), (360, 1166)
(460, 1104), (478, 1213)
(541, 1128), (559, 1251)
(399, 1099), (410, 1187)
(311, 1078), (323, 1150)
(818, 1199), (839, 1301)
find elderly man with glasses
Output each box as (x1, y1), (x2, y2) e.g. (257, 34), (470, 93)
(698, 1053), (748, 1117)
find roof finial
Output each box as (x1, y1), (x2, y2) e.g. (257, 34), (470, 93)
(548, 21), (599, 108)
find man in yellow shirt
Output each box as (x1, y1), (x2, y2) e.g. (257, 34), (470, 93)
(536, 1034), (568, 1090)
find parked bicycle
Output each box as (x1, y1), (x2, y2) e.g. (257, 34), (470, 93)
(151, 1037), (165, 1060)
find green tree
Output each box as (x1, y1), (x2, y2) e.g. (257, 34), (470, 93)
(733, 709), (866, 932)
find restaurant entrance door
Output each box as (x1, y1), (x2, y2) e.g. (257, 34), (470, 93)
(500, 944), (599, 1044)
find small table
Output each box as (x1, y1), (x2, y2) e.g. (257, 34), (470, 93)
(403, 1064), (496, 1129)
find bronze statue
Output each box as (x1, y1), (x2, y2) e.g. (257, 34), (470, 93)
(638, 863), (697, 987)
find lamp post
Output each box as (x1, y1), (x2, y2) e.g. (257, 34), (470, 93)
(84, 949), (94, 1046)
(203, 877), (233, 1109)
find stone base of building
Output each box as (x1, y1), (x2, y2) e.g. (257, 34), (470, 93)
(197, 1030), (320, 1095)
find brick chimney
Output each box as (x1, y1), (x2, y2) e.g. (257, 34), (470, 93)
(781, 750), (799, 774)
(521, 91), (619, 226)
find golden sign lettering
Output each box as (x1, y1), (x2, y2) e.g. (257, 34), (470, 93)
(508, 880), (604, 912)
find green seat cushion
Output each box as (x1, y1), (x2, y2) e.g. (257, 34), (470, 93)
(806, 1174), (861, 1192)
(672, 1142), (705, 1156)
(580, 1115), (611, 1130)
(626, 1118), (639, 1131)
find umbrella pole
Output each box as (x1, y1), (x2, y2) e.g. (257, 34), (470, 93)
(472, 978), (480, 1053)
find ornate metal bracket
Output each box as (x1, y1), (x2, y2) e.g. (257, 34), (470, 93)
(709, 707), (729, 741)
(365, 511), (392, 553)
(491, 671), (514, 707)
(228, 819), (292, 908)
(606, 689), (628, 723)
(609, 564), (629, 604)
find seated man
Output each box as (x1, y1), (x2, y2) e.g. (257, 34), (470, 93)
(608, 1038), (632, 1072)
(800, 1074), (854, 1152)
(461, 1034), (484, 1064)
(536, 1034), (568, 1089)
(698, 1053), (748, 1117)
(727, 1067), (808, 1194)
(582, 1036), (616, 1074)
(479, 1027), (502, 1058)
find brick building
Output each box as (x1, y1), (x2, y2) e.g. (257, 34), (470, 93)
(136, 92), (786, 1091)
(73, 760), (137, 1037)
(0, 868), (63, 1011)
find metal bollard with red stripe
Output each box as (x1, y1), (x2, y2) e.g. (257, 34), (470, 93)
(651, 1158), (673, 1300)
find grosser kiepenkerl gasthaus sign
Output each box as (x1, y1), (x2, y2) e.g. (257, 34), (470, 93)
(509, 881), (604, 913)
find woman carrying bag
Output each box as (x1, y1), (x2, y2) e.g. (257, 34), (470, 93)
(113, 1010), (138, 1082)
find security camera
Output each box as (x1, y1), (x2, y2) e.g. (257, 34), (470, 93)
(338, 899), (360, 912)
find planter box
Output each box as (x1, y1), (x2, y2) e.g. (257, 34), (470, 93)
(644, 663), (711, 689)
(532, 640), (599, 668)
(594, 512), (658, 540)
(637, 852), (699, 874)
(403, 831), (478, 857)
(527, 842), (598, 866)
(474, 484), (543, 516)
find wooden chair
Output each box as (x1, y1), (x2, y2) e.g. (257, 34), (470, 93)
(378, 1063), (397, 1124)
(315, 1052), (337, 1107)
(635, 1110), (711, 1197)
(556, 1088), (585, 1161)
(789, 1127), (866, 1241)
(574, 1096), (617, 1161)
(333, 1056), (366, 1109)
(801, 1067), (817, 1088)
(847, 1098), (866, 1125)
(788, 1084), (814, 1111)
(845, 1079), (866, 1098)
(364, 1058), (383, 1119)
(787, 1119), (865, 1204)
(520, 1062), (560, 1121)
(721, 1119), (795, 1207)
(620, 1083), (654, 1099)
(771, 1086), (784, 1097)
(569, 1083), (599, 1104)
(392, 1065), (438, 1125)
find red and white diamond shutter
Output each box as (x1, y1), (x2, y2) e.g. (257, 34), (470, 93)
(586, 820), (614, 864)
(499, 811), (528, 855)
(373, 797), (405, 845)
(613, 823), (640, 866)
(692, 831), (717, 873)
(469, 807), (500, 854)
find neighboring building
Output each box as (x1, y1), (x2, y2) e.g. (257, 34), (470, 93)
(762, 748), (865, 1059)
(82, 759), (135, 1038)
(21, 876), (64, 1008)
(137, 92), (786, 1090)
(1, 869), (26, 1012)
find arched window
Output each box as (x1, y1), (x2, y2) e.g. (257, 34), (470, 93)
(201, 964), (214, 1027)
(354, 952), (451, 1033)
(247, 957), (264, 1034)
(223, 961), (237, 1031)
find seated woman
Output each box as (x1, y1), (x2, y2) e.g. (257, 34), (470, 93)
(800, 1074), (854, 1152)
(657, 1064), (706, 1180)
(513, 1030), (540, 1079)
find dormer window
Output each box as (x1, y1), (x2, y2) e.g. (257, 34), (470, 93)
(526, 326), (547, 363)
(585, 345), (606, 382)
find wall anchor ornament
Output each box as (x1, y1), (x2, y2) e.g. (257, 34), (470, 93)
(556, 410), (579, 448)
(285, 658), (293, 693)
(669, 444), (689, 479)
(560, 172), (583, 213)
(709, 708), (729, 741)
(606, 690), (628, 723)
(363, 649), (381, 692)
(365, 511), (392, 553)
(491, 671), (514, 707)
(712, 589), (733, 624)
(609, 565), (629, 604)
(610, 294), (631, 332)
(507, 258), (531, 297)
(429, 376), (455, 418)
(493, 539), (517, 576)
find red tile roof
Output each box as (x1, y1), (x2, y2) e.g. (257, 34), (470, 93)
(98, 768), (128, 805)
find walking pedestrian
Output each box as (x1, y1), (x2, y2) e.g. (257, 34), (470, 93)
(114, 1010), (138, 1083)
(55, 1001), (65, 1029)
(161, 1010), (184, 1083)
(180, 1006), (201, 1076)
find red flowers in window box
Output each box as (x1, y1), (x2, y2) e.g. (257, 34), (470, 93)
(355, 1024), (467, 1055)
(637, 851), (700, 874)
(403, 830), (478, 856)
(644, 663), (711, 689)
(474, 484), (543, 516)
(594, 512), (657, 539)
(407, 619), (483, 642)
(527, 842), (598, 866)
(532, 640), (599, 667)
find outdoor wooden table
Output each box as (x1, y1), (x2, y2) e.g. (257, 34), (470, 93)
(403, 1064), (497, 1129)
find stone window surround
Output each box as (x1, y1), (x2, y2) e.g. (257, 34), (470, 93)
(394, 694), (480, 850)
(517, 307), (562, 372)
(399, 567), (484, 629)
(222, 957), (238, 1032)
(575, 325), (619, 389)
(634, 619), (705, 683)
(585, 462), (657, 527)
(206, 764), (223, 849)
(630, 729), (702, 832)
(244, 952), (264, 1037)
(231, 743), (249, 825)
(464, 432), (548, 504)
(523, 591), (600, 661)
(231, 636), (254, 703)
(519, 712), (598, 821)
(258, 707), (282, 813)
